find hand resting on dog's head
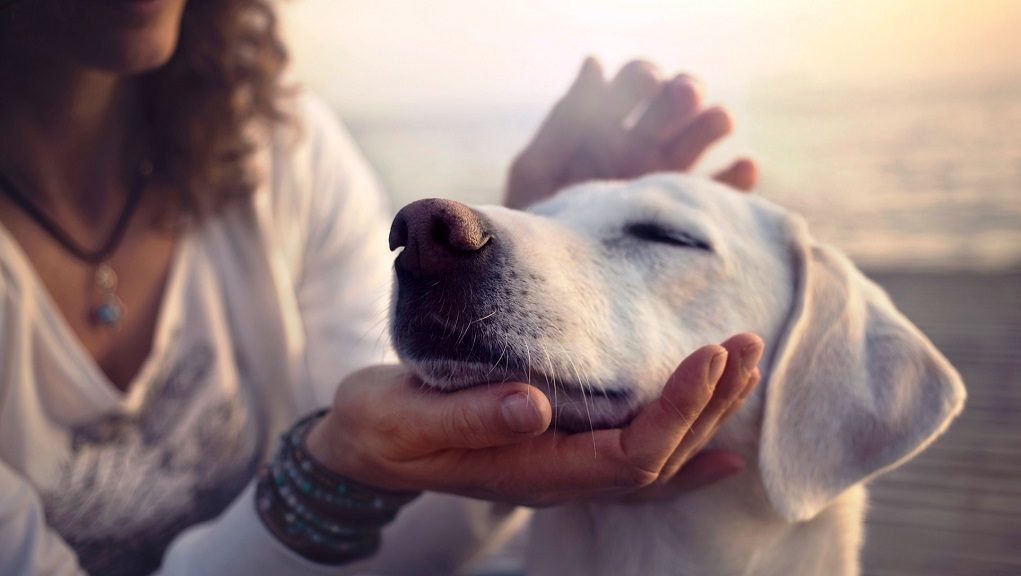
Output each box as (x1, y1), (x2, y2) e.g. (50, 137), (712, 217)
(506, 57), (757, 210)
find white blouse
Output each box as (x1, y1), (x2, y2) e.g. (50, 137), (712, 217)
(0, 94), (509, 575)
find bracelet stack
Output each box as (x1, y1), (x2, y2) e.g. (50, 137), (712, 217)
(256, 409), (420, 565)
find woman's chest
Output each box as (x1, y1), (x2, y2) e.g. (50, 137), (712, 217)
(0, 229), (282, 574)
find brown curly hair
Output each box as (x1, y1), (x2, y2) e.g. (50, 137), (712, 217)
(143, 0), (291, 219)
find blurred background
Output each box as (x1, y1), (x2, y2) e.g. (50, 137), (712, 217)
(280, 1), (1021, 574)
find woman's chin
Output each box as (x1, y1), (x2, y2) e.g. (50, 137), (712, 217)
(54, 0), (187, 74)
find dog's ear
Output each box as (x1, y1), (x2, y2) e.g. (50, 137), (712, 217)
(758, 220), (966, 522)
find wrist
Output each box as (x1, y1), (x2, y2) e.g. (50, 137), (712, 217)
(255, 410), (419, 565)
(304, 411), (342, 473)
(304, 409), (408, 492)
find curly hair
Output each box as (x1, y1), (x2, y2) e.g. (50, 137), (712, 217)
(143, 0), (291, 219)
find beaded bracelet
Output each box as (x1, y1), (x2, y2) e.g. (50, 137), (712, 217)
(256, 409), (420, 565)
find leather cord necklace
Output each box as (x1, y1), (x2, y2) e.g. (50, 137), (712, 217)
(0, 160), (152, 327)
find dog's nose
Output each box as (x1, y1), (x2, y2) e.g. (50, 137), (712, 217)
(389, 198), (492, 276)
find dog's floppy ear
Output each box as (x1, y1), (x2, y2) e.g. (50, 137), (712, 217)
(759, 219), (966, 522)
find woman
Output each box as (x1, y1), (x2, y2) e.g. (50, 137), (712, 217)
(0, 1), (763, 574)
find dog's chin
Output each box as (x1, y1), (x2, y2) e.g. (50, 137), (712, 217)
(404, 357), (638, 434)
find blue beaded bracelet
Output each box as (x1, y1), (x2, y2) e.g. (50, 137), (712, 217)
(255, 409), (419, 565)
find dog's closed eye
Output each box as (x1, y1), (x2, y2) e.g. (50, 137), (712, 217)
(624, 222), (712, 251)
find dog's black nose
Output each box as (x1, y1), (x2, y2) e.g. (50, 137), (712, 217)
(389, 198), (491, 277)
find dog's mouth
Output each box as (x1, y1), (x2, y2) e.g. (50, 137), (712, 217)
(393, 290), (643, 432)
(393, 285), (641, 432)
(400, 351), (638, 434)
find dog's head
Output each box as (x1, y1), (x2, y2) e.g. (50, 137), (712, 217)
(389, 173), (965, 521)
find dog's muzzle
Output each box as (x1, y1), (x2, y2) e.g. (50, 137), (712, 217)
(389, 198), (510, 364)
(388, 199), (638, 431)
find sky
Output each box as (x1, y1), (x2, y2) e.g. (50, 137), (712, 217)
(279, 0), (1021, 115)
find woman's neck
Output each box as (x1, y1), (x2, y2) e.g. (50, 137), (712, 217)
(0, 40), (140, 225)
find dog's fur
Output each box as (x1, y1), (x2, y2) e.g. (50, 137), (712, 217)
(389, 174), (966, 575)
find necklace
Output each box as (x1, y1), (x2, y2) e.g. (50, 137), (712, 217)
(0, 160), (152, 328)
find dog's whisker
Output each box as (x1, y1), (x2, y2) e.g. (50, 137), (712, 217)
(355, 313), (390, 347)
(451, 290), (467, 342)
(457, 309), (498, 346)
(371, 323), (390, 358)
(557, 342), (599, 455)
(538, 340), (573, 438)
(487, 337), (511, 378)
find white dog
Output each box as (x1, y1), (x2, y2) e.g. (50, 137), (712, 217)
(386, 173), (966, 576)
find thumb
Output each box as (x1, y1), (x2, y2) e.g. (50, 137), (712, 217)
(407, 382), (553, 451)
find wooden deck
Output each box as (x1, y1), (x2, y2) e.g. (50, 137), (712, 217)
(862, 268), (1021, 576)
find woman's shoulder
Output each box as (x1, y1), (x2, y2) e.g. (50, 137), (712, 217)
(262, 91), (376, 191)
(259, 88), (388, 218)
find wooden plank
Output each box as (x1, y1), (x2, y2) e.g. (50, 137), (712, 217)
(860, 268), (1021, 576)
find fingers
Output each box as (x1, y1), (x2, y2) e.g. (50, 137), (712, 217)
(514, 58), (665, 196)
(719, 367), (760, 426)
(414, 336), (762, 505)
(505, 58), (605, 208)
(683, 334), (763, 441)
(522, 57), (605, 166)
(630, 75), (703, 144)
(618, 344), (729, 474)
(603, 60), (661, 130)
(713, 158), (759, 191)
(659, 334), (764, 477)
(529, 59), (663, 170)
(574, 59), (663, 181)
(600, 334), (763, 503)
(664, 106), (734, 171)
(506, 58), (751, 209)
(438, 345), (730, 501)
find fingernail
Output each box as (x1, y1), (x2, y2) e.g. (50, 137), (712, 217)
(501, 392), (543, 434)
(707, 351), (728, 385)
(741, 341), (764, 373)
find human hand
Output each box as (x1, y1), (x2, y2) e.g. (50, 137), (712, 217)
(505, 58), (758, 209)
(611, 333), (763, 503)
(305, 333), (763, 507)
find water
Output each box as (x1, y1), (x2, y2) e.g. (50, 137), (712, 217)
(343, 80), (1021, 271)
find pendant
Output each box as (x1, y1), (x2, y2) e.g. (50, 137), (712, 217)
(91, 262), (125, 327)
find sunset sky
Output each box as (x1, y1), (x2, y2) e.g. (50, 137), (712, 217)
(280, 0), (1021, 114)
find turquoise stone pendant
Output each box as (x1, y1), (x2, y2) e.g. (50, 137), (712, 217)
(94, 297), (123, 326)
(91, 263), (124, 327)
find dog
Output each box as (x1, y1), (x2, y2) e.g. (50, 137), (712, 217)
(387, 173), (966, 575)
